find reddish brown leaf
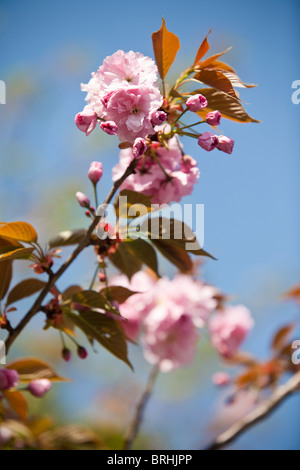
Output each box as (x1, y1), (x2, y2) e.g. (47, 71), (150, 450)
(6, 358), (69, 383)
(6, 278), (46, 306)
(0, 260), (12, 301)
(152, 18), (180, 80)
(284, 284), (300, 303)
(0, 222), (37, 243)
(272, 323), (296, 352)
(194, 87), (260, 123)
(194, 29), (211, 66)
(194, 68), (239, 99)
(3, 390), (28, 421)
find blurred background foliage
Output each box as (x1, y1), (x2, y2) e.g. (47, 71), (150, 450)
(0, 0), (300, 449)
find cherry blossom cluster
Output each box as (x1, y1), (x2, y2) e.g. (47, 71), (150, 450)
(111, 272), (254, 372)
(0, 368), (52, 398)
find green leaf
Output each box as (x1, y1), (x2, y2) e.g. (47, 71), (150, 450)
(67, 311), (132, 368)
(71, 290), (120, 315)
(62, 285), (82, 302)
(0, 221), (37, 243)
(125, 238), (159, 275)
(114, 190), (153, 219)
(100, 286), (139, 304)
(6, 278), (47, 306)
(6, 357), (69, 383)
(0, 260), (13, 301)
(48, 229), (88, 248)
(109, 242), (143, 280)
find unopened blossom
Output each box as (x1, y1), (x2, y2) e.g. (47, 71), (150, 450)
(209, 305), (254, 358)
(100, 121), (118, 136)
(102, 85), (163, 142)
(0, 425), (13, 445)
(62, 348), (72, 362)
(88, 161), (103, 184)
(75, 107), (97, 136)
(143, 304), (199, 372)
(198, 132), (219, 152)
(186, 94), (208, 112)
(132, 138), (147, 158)
(0, 368), (19, 391)
(151, 110), (167, 126)
(77, 346), (88, 359)
(112, 136), (200, 204)
(205, 110), (222, 126)
(217, 135), (235, 154)
(76, 192), (90, 208)
(28, 379), (52, 398)
(212, 372), (231, 386)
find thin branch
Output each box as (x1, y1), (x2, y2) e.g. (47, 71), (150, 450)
(5, 158), (138, 353)
(205, 370), (300, 450)
(123, 365), (159, 450)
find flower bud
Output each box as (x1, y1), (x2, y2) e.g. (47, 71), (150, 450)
(76, 192), (90, 208)
(217, 135), (235, 154)
(0, 368), (19, 391)
(28, 379), (52, 398)
(151, 110), (167, 126)
(77, 346), (88, 359)
(212, 372), (230, 387)
(88, 161), (103, 184)
(205, 110), (222, 126)
(186, 94), (208, 112)
(100, 121), (118, 135)
(132, 138), (147, 158)
(62, 348), (71, 362)
(198, 132), (219, 151)
(75, 108), (97, 136)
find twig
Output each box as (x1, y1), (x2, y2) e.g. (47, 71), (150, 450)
(123, 365), (159, 450)
(5, 158), (138, 353)
(205, 370), (300, 450)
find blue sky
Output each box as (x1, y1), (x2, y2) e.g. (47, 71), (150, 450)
(0, 0), (300, 449)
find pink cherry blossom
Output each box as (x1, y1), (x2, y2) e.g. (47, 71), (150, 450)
(205, 110), (222, 126)
(209, 305), (254, 358)
(100, 121), (118, 135)
(143, 304), (199, 372)
(112, 136), (200, 204)
(102, 85), (162, 142)
(217, 135), (235, 154)
(88, 161), (103, 184)
(132, 138), (147, 158)
(0, 368), (19, 391)
(76, 192), (90, 208)
(28, 379), (52, 398)
(75, 107), (97, 136)
(186, 94), (208, 112)
(212, 372), (231, 386)
(198, 132), (219, 152)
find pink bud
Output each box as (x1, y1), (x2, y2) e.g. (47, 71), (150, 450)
(77, 346), (88, 359)
(75, 108), (97, 136)
(151, 110), (167, 126)
(88, 161), (103, 184)
(198, 132), (219, 151)
(28, 379), (52, 398)
(0, 368), (19, 391)
(217, 135), (235, 154)
(186, 94), (208, 112)
(132, 138), (147, 158)
(99, 272), (106, 282)
(205, 110), (222, 126)
(76, 192), (90, 208)
(212, 372), (231, 387)
(62, 348), (71, 362)
(100, 121), (118, 135)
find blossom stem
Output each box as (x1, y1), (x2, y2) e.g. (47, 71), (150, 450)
(93, 183), (99, 209)
(151, 153), (172, 182)
(123, 365), (159, 450)
(180, 120), (205, 130)
(4, 158), (139, 353)
(89, 264), (99, 290)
